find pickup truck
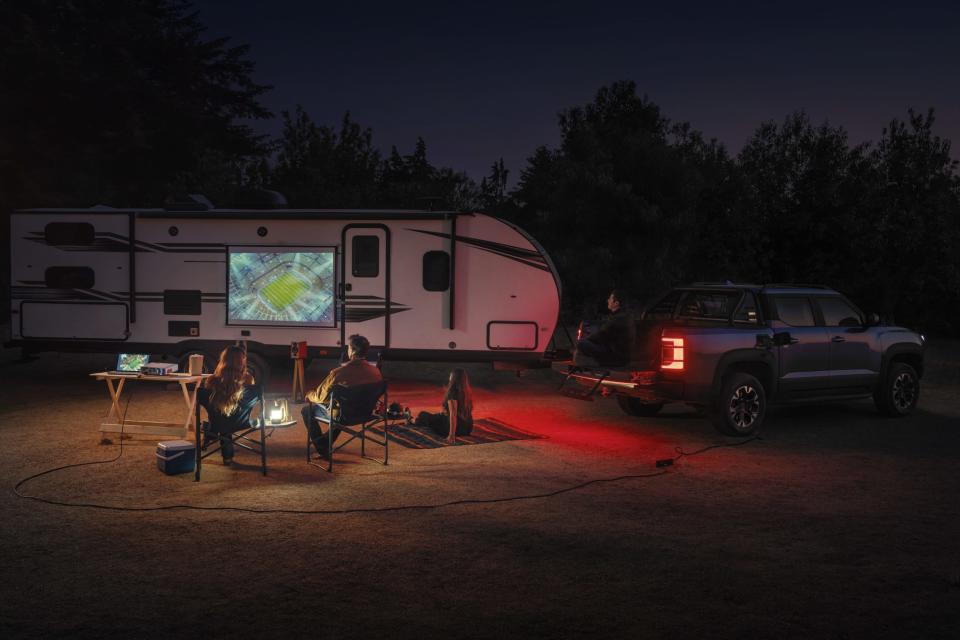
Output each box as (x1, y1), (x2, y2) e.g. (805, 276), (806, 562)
(554, 284), (926, 436)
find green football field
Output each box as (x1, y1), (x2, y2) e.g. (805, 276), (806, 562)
(260, 272), (309, 311)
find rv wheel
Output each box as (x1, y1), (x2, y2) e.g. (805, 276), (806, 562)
(245, 352), (271, 386)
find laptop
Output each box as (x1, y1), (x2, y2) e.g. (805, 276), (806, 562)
(110, 353), (150, 375)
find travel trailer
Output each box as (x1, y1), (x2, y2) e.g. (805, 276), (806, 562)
(7, 206), (562, 380)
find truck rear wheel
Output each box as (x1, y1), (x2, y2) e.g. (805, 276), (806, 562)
(712, 372), (766, 436)
(616, 396), (664, 417)
(874, 362), (919, 416)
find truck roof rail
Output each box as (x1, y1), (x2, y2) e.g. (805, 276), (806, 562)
(689, 281), (760, 287)
(763, 283), (832, 289)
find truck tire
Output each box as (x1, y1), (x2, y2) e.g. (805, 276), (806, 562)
(874, 362), (919, 417)
(616, 396), (664, 417)
(712, 372), (766, 436)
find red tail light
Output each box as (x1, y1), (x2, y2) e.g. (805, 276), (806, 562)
(661, 336), (684, 370)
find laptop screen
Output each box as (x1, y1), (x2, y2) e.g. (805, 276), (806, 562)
(116, 353), (150, 372)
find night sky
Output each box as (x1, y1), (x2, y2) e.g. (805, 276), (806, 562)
(194, 0), (960, 184)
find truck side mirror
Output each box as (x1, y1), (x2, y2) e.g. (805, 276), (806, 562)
(865, 312), (880, 327)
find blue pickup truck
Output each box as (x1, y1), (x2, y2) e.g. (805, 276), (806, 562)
(555, 284), (926, 436)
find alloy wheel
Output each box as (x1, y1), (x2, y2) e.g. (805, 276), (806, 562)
(892, 372), (917, 412)
(728, 385), (761, 430)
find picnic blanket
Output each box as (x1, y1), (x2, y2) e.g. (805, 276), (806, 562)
(367, 417), (543, 449)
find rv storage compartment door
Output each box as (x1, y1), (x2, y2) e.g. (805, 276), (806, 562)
(21, 302), (128, 340)
(487, 321), (538, 350)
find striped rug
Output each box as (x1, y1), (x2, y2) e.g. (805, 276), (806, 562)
(367, 417), (543, 449)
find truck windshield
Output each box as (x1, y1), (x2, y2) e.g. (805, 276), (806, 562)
(677, 291), (741, 321)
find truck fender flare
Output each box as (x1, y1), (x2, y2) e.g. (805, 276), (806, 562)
(711, 349), (778, 398)
(879, 342), (924, 380)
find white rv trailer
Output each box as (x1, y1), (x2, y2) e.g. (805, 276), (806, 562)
(7, 207), (562, 379)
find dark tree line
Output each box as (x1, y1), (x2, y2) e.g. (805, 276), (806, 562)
(2, 2), (958, 335)
(508, 82), (960, 335)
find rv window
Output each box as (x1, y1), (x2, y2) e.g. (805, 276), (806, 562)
(164, 290), (202, 315)
(45, 222), (94, 245)
(45, 266), (95, 289)
(352, 236), (379, 277)
(422, 251), (450, 291)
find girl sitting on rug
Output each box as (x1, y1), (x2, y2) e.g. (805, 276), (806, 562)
(413, 368), (474, 443)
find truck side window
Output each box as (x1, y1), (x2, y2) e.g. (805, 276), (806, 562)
(817, 297), (863, 327)
(422, 250), (450, 291)
(678, 291), (739, 320)
(733, 293), (759, 324)
(772, 297), (816, 327)
(352, 235), (379, 277)
(646, 291), (682, 319)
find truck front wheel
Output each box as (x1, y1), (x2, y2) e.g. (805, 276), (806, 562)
(874, 362), (919, 416)
(616, 396), (664, 417)
(712, 372), (766, 436)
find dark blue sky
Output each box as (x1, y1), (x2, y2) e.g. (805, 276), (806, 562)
(194, 0), (960, 184)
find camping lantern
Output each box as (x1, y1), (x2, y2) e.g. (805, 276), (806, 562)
(268, 397), (289, 424)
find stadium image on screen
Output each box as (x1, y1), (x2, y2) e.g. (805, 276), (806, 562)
(228, 248), (336, 326)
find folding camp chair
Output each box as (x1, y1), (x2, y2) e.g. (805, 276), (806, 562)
(307, 380), (389, 472)
(194, 384), (267, 480)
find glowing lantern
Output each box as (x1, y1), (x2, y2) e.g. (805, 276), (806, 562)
(268, 397), (289, 424)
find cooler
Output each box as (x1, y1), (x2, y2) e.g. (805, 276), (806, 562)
(156, 440), (196, 475)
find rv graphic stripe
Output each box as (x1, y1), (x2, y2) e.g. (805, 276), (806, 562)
(24, 231), (225, 253)
(406, 229), (551, 272)
(343, 295), (410, 322)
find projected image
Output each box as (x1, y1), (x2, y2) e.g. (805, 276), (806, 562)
(228, 248), (336, 326)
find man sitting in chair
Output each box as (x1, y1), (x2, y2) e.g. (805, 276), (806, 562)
(301, 334), (383, 455)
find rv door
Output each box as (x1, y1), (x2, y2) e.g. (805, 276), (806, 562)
(341, 226), (389, 348)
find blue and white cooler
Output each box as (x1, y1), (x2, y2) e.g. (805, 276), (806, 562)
(156, 440), (196, 475)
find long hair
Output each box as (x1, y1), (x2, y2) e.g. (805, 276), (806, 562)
(204, 345), (248, 416)
(445, 368), (473, 419)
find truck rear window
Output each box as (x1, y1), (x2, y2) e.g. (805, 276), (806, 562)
(677, 291), (740, 320)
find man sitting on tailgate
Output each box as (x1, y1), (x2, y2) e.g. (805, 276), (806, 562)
(575, 289), (633, 367)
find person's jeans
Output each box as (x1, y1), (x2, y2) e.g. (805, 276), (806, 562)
(577, 338), (614, 361)
(301, 403), (340, 453)
(218, 434), (235, 461)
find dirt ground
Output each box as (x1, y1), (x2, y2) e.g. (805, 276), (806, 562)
(1, 339), (958, 639)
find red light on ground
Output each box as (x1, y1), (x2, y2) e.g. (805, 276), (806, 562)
(661, 336), (684, 370)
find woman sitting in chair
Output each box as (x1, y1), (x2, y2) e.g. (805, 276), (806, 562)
(198, 345), (257, 465)
(413, 368), (474, 443)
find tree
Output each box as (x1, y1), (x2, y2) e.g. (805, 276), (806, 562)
(271, 107), (381, 207)
(864, 109), (960, 332)
(0, 0), (272, 208)
(737, 112), (873, 287)
(480, 158), (510, 210)
(514, 81), (735, 314)
(377, 137), (478, 210)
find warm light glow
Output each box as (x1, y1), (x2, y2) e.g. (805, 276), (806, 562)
(661, 336), (684, 370)
(268, 397), (289, 423)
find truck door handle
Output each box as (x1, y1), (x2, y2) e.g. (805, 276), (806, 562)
(831, 336), (846, 343)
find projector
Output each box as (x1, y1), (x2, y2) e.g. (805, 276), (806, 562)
(141, 362), (179, 375)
